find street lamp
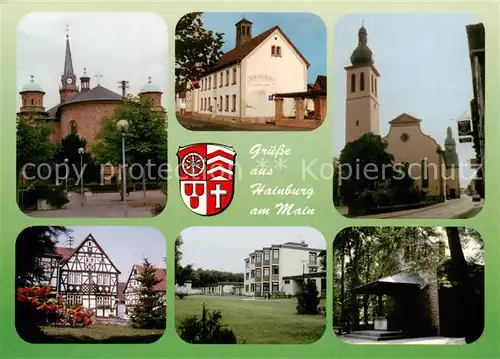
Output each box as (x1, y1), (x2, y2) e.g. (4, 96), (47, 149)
(78, 148), (85, 207)
(64, 158), (69, 193)
(117, 119), (129, 218)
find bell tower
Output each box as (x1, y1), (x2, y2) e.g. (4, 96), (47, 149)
(59, 26), (78, 102)
(235, 17), (252, 48)
(345, 25), (380, 143)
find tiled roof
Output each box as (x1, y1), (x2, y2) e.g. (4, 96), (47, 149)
(53, 246), (75, 265)
(132, 265), (166, 292)
(62, 85), (122, 106)
(206, 25), (310, 75)
(117, 282), (127, 302)
(314, 75), (327, 92)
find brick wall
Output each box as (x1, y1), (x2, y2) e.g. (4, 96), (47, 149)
(60, 101), (119, 145)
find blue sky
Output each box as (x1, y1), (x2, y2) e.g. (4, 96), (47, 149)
(180, 227), (326, 273)
(334, 13), (482, 184)
(201, 12), (326, 83)
(51, 226), (166, 282)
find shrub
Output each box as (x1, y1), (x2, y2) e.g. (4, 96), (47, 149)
(176, 292), (187, 299)
(296, 280), (320, 315)
(151, 204), (165, 216)
(178, 303), (237, 344)
(19, 182), (69, 209)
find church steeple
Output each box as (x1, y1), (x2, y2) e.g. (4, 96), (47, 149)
(59, 25), (78, 102)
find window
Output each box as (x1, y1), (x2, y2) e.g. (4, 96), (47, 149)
(245, 260), (249, 268)
(263, 283), (270, 292)
(271, 45), (276, 55)
(208, 77), (211, 89)
(66, 295), (74, 305)
(272, 249), (279, 259)
(250, 284), (255, 292)
(200, 98), (203, 110)
(245, 285), (249, 292)
(272, 266), (279, 275)
(68, 272), (81, 285)
(309, 252), (317, 265)
(69, 120), (78, 134)
(31, 98), (34, 105)
(208, 97), (211, 111)
(97, 273), (103, 285)
(104, 297), (111, 307)
(350, 73), (356, 92)
(356, 120), (360, 127)
(310, 267), (318, 273)
(103, 274), (110, 285)
(256, 269), (262, 277)
(219, 73), (223, 87)
(251, 256), (255, 264)
(251, 270), (255, 278)
(276, 46), (281, 56)
(256, 253), (262, 262)
(219, 96), (223, 111)
(214, 74), (217, 88)
(375, 78), (378, 96)
(225, 95), (229, 111)
(284, 280), (290, 284)
(272, 282), (279, 292)
(232, 94), (236, 112)
(85, 256), (95, 270)
(264, 251), (270, 260)
(232, 68), (237, 84)
(255, 283), (261, 292)
(246, 273), (249, 279)
(74, 295), (82, 305)
(371, 74), (374, 93)
(263, 267), (270, 276)
(204, 98), (207, 110)
(97, 296), (103, 306)
(225, 70), (229, 86)
(360, 72), (365, 91)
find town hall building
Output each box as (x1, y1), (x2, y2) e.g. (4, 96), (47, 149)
(181, 17), (320, 124)
(18, 31), (164, 146)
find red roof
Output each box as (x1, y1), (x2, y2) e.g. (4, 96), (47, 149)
(206, 25), (310, 75)
(52, 246), (75, 264)
(133, 265), (166, 292)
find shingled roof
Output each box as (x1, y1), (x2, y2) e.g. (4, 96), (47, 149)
(206, 25), (310, 75)
(45, 85), (122, 119)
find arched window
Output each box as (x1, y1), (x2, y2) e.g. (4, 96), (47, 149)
(350, 74), (356, 93)
(360, 72), (365, 91)
(271, 46), (276, 56)
(69, 120), (78, 134)
(276, 46), (281, 56)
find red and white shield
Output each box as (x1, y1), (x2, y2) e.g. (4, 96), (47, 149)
(177, 143), (236, 216)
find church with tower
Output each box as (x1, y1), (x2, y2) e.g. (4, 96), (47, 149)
(18, 31), (165, 146)
(343, 25), (460, 199)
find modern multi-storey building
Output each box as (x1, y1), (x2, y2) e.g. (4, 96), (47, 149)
(243, 241), (325, 297)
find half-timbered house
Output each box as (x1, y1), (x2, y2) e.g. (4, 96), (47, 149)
(39, 233), (121, 317)
(123, 264), (166, 318)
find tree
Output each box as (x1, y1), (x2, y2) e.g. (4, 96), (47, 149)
(129, 258), (166, 329)
(338, 133), (394, 205)
(92, 96), (168, 197)
(175, 13), (225, 93)
(178, 303), (237, 344)
(16, 117), (55, 182)
(15, 226), (72, 342)
(55, 133), (100, 184)
(296, 280), (320, 314)
(319, 250), (326, 271)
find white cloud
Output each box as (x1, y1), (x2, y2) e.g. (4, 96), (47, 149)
(17, 12), (168, 109)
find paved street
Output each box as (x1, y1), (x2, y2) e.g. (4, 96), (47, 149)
(176, 114), (297, 131)
(339, 336), (466, 345)
(24, 190), (166, 218)
(337, 195), (483, 219)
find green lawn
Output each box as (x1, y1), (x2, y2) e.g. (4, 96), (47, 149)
(175, 296), (326, 344)
(41, 324), (164, 343)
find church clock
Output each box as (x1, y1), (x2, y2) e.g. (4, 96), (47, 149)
(66, 77), (73, 84)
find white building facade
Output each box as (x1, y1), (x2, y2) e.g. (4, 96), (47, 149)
(243, 241), (325, 297)
(183, 18), (310, 123)
(40, 234), (121, 318)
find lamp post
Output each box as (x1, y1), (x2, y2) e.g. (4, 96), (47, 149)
(78, 148), (85, 206)
(117, 119), (129, 218)
(64, 158), (69, 193)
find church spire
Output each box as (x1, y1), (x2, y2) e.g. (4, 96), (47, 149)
(59, 25), (78, 102)
(61, 25), (76, 89)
